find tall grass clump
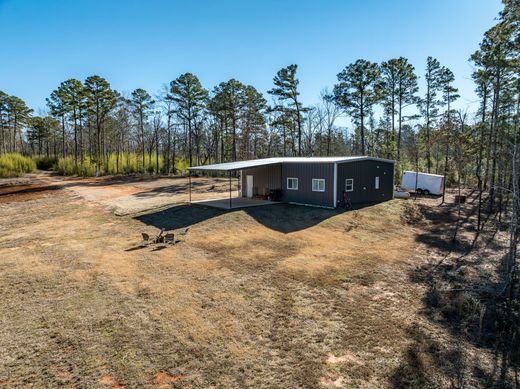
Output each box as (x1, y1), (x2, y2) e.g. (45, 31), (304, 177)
(104, 153), (165, 175)
(173, 158), (189, 175)
(0, 153), (36, 178)
(56, 156), (96, 176)
(55, 153), (189, 176)
(5, 152), (192, 177)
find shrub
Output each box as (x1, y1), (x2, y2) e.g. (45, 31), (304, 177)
(33, 155), (57, 170)
(0, 153), (36, 178)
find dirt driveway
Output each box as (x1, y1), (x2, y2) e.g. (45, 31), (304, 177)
(0, 171), (239, 215)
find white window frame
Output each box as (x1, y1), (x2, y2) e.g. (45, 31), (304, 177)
(345, 178), (354, 192)
(287, 177), (298, 190)
(375, 176), (380, 190)
(312, 178), (325, 192)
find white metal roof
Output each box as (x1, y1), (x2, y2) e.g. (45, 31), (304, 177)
(403, 170), (445, 178)
(189, 156), (395, 171)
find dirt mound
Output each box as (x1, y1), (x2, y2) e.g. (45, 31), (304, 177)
(0, 184), (62, 204)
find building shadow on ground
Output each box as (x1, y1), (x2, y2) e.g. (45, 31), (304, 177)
(135, 202), (375, 234)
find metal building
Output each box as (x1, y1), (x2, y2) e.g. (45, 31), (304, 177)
(189, 156), (395, 209)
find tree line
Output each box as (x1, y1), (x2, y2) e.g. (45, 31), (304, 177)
(0, 54), (470, 179)
(0, 1), (516, 192)
(469, 0), (519, 376)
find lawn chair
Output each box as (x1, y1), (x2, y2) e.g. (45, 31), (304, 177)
(164, 233), (175, 245)
(141, 233), (151, 246)
(153, 228), (165, 243)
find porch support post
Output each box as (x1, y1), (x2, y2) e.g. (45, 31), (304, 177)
(188, 170), (192, 204)
(229, 171), (232, 209)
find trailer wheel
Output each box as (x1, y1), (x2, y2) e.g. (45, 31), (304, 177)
(416, 188), (423, 195)
(423, 189), (430, 196)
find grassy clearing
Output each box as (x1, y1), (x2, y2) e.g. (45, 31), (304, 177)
(0, 177), (499, 387)
(0, 185), (418, 387)
(0, 153), (36, 178)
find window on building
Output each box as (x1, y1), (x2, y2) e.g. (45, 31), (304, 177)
(312, 178), (325, 192)
(375, 176), (380, 189)
(345, 178), (354, 192)
(287, 177), (298, 190)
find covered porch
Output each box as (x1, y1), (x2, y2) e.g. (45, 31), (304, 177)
(188, 159), (282, 210)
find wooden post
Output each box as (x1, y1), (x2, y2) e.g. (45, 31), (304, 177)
(229, 171), (232, 209)
(441, 175), (446, 205)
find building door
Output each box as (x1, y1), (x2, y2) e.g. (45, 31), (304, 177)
(246, 175), (253, 198)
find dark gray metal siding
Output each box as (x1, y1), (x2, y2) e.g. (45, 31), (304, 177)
(336, 160), (394, 204)
(241, 163), (282, 196)
(239, 159), (393, 207)
(281, 162), (334, 207)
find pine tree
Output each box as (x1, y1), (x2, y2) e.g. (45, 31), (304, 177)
(208, 84), (229, 162)
(241, 85), (267, 159)
(59, 79), (85, 165)
(439, 67), (459, 203)
(0, 91), (9, 154)
(7, 96), (32, 154)
(130, 88), (155, 173)
(169, 73), (207, 166)
(394, 57), (419, 161)
(380, 59), (400, 153)
(268, 64), (306, 156)
(420, 57), (443, 173)
(83, 75), (118, 176)
(334, 59), (381, 155)
(46, 87), (68, 157)
(217, 79), (246, 161)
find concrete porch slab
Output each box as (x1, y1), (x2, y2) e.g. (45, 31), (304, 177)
(191, 197), (277, 210)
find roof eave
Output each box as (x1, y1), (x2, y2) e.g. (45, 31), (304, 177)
(336, 156), (396, 164)
(188, 158), (282, 172)
(188, 156), (396, 171)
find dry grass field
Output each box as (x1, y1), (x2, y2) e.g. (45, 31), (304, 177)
(0, 173), (503, 388)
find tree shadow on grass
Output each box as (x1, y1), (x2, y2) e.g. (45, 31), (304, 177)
(390, 324), (468, 388)
(413, 197), (488, 254)
(393, 264), (516, 388)
(392, 191), (518, 388)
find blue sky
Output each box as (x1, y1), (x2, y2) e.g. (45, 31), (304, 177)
(0, 0), (502, 118)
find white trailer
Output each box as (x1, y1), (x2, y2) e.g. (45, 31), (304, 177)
(401, 171), (445, 196)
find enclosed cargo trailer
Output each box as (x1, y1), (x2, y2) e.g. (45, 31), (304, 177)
(401, 171), (444, 196)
